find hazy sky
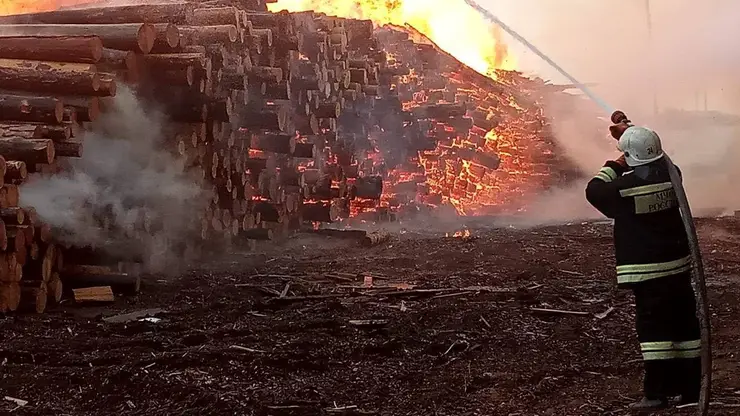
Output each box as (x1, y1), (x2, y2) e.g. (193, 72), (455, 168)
(477, 0), (740, 116)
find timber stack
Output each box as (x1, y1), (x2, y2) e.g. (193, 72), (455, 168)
(0, 0), (578, 313)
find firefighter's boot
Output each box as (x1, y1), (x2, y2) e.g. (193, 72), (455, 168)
(628, 397), (669, 412)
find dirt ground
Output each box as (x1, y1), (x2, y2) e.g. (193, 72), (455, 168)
(2, 217), (740, 415)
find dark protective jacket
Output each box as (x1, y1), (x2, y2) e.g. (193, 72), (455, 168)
(585, 158), (691, 288)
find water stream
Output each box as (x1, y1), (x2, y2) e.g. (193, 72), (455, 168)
(463, 0), (616, 114)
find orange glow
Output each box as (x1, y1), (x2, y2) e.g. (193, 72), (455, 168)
(0, 0), (97, 16)
(446, 229), (471, 238)
(268, 0), (515, 77)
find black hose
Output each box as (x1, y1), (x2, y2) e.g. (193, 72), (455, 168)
(663, 154), (711, 416)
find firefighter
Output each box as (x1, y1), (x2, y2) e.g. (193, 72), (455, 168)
(585, 121), (701, 411)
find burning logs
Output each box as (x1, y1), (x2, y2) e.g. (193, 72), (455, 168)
(0, 2), (574, 315)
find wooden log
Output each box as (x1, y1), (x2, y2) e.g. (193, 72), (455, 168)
(0, 36), (103, 64)
(294, 113), (318, 135)
(250, 133), (295, 154)
(292, 142), (314, 158)
(47, 273), (63, 304)
(0, 94), (63, 124)
(72, 286), (115, 303)
(351, 176), (383, 199)
(248, 66), (282, 83)
(1, 253), (21, 284)
(220, 70), (247, 90)
(0, 124), (37, 139)
(62, 265), (140, 295)
(7, 223), (31, 248)
(178, 25), (238, 44)
(264, 81), (290, 100)
(254, 201), (282, 223)
(155, 90), (207, 122)
(208, 97), (232, 122)
(148, 66), (194, 86)
(19, 286), (46, 313)
(453, 148), (501, 170)
(362, 231), (390, 247)
(99, 47), (136, 72)
(62, 96), (99, 122)
(22, 246), (52, 282)
(0, 283), (20, 313)
(0, 3), (196, 25)
(187, 7), (239, 27)
(141, 52), (206, 70)
(315, 102), (340, 119)
(239, 227), (273, 241)
(0, 59), (100, 95)
(97, 77), (117, 97)
(4, 161), (27, 182)
(0, 208), (24, 225)
(240, 106), (289, 131)
(412, 103), (468, 119)
(302, 202), (334, 223)
(0, 138), (54, 165)
(0, 24), (156, 54)
(147, 23), (179, 55)
(32, 125), (72, 141)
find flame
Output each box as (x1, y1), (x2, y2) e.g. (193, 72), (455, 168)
(269, 0), (515, 77)
(0, 0), (96, 16)
(445, 229), (471, 238)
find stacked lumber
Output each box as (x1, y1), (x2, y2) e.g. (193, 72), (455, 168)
(0, 2), (579, 312)
(366, 25), (580, 217)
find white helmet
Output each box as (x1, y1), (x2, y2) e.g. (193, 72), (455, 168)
(617, 126), (664, 167)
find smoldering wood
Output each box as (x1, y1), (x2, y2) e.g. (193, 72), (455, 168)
(301, 202), (333, 223)
(351, 176), (383, 200)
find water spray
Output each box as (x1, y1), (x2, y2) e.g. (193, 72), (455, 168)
(461, 0), (711, 413)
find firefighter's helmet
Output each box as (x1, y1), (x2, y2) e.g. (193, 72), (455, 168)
(618, 126), (664, 167)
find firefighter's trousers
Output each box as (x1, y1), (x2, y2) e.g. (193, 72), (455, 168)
(632, 271), (701, 400)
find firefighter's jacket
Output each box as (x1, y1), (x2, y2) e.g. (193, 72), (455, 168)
(585, 159), (690, 288)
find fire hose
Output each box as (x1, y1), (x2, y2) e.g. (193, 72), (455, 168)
(610, 111), (711, 414)
(459, 1), (711, 413)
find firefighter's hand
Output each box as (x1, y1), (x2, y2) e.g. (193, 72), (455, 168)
(609, 122), (630, 140)
(614, 154), (628, 167)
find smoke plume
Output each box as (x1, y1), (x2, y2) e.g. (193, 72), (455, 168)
(20, 87), (208, 273)
(478, 0), (740, 222)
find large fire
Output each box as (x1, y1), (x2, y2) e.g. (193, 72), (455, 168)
(268, 0), (515, 78)
(0, 0), (94, 15)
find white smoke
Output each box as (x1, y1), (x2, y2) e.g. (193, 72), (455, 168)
(475, 0), (740, 222)
(20, 86), (209, 273)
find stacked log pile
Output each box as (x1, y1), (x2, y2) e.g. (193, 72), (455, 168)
(368, 25), (581, 217)
(0, 2), (580, 312)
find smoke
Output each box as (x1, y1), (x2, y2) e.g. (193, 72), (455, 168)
(477, 0), (740, 222)
(20, 86), (209, 273)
